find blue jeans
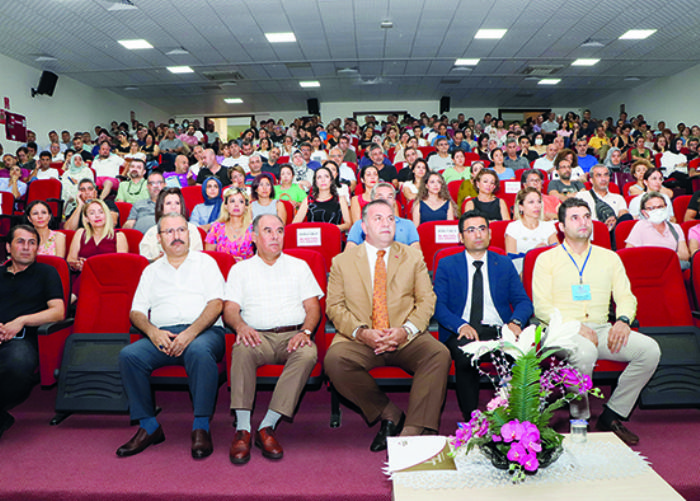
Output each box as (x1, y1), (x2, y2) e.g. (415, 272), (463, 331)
(0, 337), (39, 412)
(118, 324), (225, 421)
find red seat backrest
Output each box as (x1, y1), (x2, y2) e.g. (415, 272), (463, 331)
(555, 220), (611, 249)
(73, 254), (149, 334)
(614, 219), (638, 251)
(282, 222), (342, 272)
(673, 195), (692, 223)
(488, 220), (511, 251)
(416, 220), (460, 272)
(522, 245), (557, 299)
(27, 178), (62, 203)
(114, 201), (132, 228)
(617, 247), (693, 326)
(181, 185), (205, 218)
(117, 228), (144, 254)
(681, 220), (700, 241)
(56, 229), (75, 252)
(0, 192), (14, 215)
(447, 180), (462, 204)
(279, 199), (295, 225)
(36, 255), (70, 316)
(202, 250), (235, 279)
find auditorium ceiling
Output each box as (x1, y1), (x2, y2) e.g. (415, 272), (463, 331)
(2, 0), (698, 114)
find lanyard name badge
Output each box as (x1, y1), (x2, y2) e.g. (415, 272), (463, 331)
(562, 244), (592, 301)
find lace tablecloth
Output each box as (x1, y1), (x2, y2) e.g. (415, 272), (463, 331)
(390, 438), (651, 490)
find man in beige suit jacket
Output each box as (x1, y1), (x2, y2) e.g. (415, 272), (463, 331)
(325, 199), (451, 452)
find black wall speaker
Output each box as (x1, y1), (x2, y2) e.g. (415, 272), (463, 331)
(32, 71), (58, 97)
(307, 98), (320, 115)
(440, 96), (451, 114)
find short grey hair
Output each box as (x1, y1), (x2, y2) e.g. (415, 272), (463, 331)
(157, 212), (186, 233)
(640, 191), (666, 211)
(505, 138), (518, 147)
(361, 199), (393, 223)
(370, 182), (395, 200)
(252, 213), (284, 234)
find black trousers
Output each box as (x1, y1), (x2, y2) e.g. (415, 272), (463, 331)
(0, 337), (39, 412)
(444, 326), (499, 421)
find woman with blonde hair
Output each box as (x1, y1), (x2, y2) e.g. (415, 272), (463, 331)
(67, 198), (128, 295)
(412, 171), (456, 226)
(204, 187), (254, 262)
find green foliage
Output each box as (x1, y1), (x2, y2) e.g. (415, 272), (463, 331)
(506, 349), (541, 423)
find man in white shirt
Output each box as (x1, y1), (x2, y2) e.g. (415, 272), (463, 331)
(328, 146), (357, 191)
(427, 137), (454, 172)
(49, 143), (64, 163)
(31, 152), (60, 180)
(533, 142), (559, 175)
(117, 213), (225, 459)
(576, 164), (630, 231)
(92, 141), (125, 199)
(225, 214), (323, 465)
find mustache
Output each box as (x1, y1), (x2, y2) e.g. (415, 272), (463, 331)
(171, 239), (185, 245)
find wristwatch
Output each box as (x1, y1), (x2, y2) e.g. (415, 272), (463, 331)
(616, 316), (631, 326)
(510, 319), (523, 327)
(302, 329), (313, 337)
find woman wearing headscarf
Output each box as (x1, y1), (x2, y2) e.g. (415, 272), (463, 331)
(61, 153), (95, 212)
(189, 176), (223, 232)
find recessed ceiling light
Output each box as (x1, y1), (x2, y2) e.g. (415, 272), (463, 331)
(299, 81), (320, 88)
(108, 0), (137, 11)
(538, 79), (561, 85)
(265, 32), (296, 43)
(166, 47), (189, 55)
(124, 86), (139, 91)
(624, 76), (641, 81)
(455, 58), (480, 66)
(474, 29), (507, 40)
(380, 20), (393, 29)
(224, 98), (243, 104)
(35, 56), (57, 62)
(619, 29), (656, 40)
(118, 39), (153, 50)
(572, 58), (600, 66)
(167, 66), (194, 74)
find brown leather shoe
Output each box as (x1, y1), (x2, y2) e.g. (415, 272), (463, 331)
(596, 418), (639, 446)
(255, 426), (283, 460)
(116, 426), (165, 457)
(229, 430), (252, 465)
(191, 429), (213, 459)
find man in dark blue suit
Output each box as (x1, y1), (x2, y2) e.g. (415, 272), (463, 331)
(434, 210), (533, 420)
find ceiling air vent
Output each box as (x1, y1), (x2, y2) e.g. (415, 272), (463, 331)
(201, 85), (222, 91)
(202, 71), (245, 81)
(520, 65), (563, 76)
(285, 62), (312, 70)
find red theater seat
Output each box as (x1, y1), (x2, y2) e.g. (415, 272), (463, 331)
(283, 222), (342, 272)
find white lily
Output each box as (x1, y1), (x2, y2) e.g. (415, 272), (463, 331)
(460, 309), (581, 362)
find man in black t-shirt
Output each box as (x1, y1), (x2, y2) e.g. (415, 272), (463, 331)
(0, 225), (64, 439)
(63, 179), (119, 230)
(367, 144), (398, 188)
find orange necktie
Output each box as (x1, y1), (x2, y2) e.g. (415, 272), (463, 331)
(372, 250), (389, 330)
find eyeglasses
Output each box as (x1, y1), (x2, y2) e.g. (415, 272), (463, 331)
(148, 180), (165, 186)
(463, 225), (487, 234)
(160, 226), (188, 236)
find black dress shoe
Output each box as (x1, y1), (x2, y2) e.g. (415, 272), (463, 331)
(191, 429), (213, 459)
(116, 426), (165, 457)
(370, 413), (405, 452)
(596, 418), (639, 446)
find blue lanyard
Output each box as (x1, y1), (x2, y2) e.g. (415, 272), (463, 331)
(561, 243), (591, 284)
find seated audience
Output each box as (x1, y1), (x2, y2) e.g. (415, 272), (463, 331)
(25, 200), (66, 258)
(551, 148), (586, 181)
(290, 150), (314, 191)
(547, 158), (585, 202)
(576, 164), (631, 233)
(441, 149), (471, 183)
(275, 164), (307, 208)
(115, 158), (149, 204)
(123, 171), (166, 234)
(345, 182), (420, 250)
(603, 146), (624, 171)
(401, 159), (429, 201)
(92, 141), (124, 199)
(251, 173), (287, 222)
(31, 152), (60, 181)
(139, 188), (203, 262)
(0, 165), (27, 200)
(205, 187), (254, 262)
(628, 160), (652, 196)
(117, 213), (225, 459)
(0, 225), (64, 440)
(411, 171), (456, 226)
(504, 187), (558, 273)
(190, 177), (223, 231)
(489, 148), (515, 180)
(67, 199), (128, 294)
(293, 166), (351, 231)
(64, 179), (119, 230)
(350, 165), (380, 223)
(628, 168), (675, 221)
(61, 154), (94, 207)
(520, 168), (559, 220)
(462, 169), (510, 221)
(626, 192), (689, 269)
(456, 160), (485, 209)
(323, 160), (351, 205)
(630, 135), (652, 163)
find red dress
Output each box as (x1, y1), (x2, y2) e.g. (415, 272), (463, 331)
(72, 233), (118, 294)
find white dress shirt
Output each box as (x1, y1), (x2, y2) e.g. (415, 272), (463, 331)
(461, 251), (504, 327)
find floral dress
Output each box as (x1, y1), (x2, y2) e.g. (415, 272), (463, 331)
(205, 222), (254, 262)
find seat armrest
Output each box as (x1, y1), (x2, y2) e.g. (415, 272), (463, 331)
(37, 318), (74, 336)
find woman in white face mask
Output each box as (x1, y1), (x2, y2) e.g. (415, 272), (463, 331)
(628, 168), (675, 222)
(625, 191), (690, 268)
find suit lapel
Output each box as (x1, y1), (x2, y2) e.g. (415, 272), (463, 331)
(356, 243), (373, 300)
(386, 242), (402, 285)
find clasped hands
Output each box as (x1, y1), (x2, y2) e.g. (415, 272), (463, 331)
(0, 318), (24, 342)
(357, 327), (408, 355)
(150, 328), (195, 358)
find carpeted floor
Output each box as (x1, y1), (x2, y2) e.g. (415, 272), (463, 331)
(0, 382), (696, 500)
